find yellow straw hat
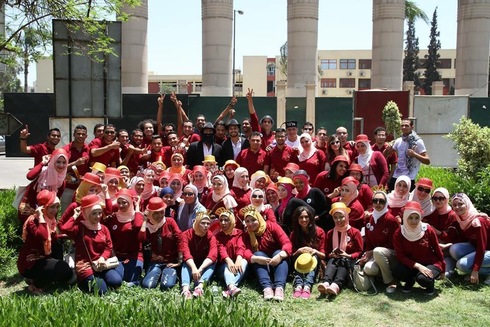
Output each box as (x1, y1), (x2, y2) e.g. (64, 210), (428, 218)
(294, 253), (318, 274)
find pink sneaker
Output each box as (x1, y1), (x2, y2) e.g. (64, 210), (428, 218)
(230, 287), (241, 297)
(326, 283), (340, 296)
(317, 282), (330, 295)
(181, 289), (192, 300)
(274, 287), (284, 301)
(263, 287), (274, 300)
(222, 290), (231, 298)
(193, 287), (204, 297)
(301, 288), (311, 299)
(293, 286), (303, 298)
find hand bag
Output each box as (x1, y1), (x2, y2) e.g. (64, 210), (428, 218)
(82, 227), (119, 271)
(351, 263), (378, 295)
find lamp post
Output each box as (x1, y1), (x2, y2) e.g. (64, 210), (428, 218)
(232, 9), (244, 95)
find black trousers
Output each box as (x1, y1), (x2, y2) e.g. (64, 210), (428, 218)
(392, 262), (441, 289)
(322, 258), (351, 289)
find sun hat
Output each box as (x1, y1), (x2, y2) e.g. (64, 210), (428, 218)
(147, 197), (166, 212)
(329, 202), (351, 216)
(90, 162), (107, 173)
(415, 178), (434, 190)
(36, 190), (58, 207)
(284, 163), (300, 174)
(277, 176), (294, 186)
(348, 163), (363, 173)
(81, 194), (101, 209)
(203, 155), (217, 164)
(354, 134), (370, 143)
(81, 172), (102, 185)
(294, 253), (318, 274)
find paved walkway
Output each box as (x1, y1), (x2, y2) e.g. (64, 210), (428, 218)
(0, 157), (34, 190)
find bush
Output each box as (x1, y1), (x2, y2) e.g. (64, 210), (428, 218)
(0, 188), (22, 275)
(445, 117), (490, 179)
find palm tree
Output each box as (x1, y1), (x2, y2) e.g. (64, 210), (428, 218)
(405, 0), (429, 23)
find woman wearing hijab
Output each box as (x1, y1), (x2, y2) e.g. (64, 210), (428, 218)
(392, 201), (444, 295)
(158, 171), (171, 189)
(139, 197), (183, 291)
(275, 177), (309, 235)
(242, 207), (292, 301)
(223, 160), (240, 186)
(359, 191), (400, 293)
(409, 178), (435, 218)
(442, 193), (490, 285)
(354, 134), (389, 187)
(314, 155), (349, 199)
(168, 173), (184, 204)
(387, 175), (411, 221)
(175, 184), (207, 231)
(167, 152), (191, 184)
(59, 194), (122, 295)
(317, 202), (363, 296)
(117, 165), (131, 188)
(265, 183), (280, 212)
(19, 148), (69, 223)
(139, 168), (160, 210)
(202, 175), (238, 221)
(230, 167), (252, 214)
(103, 167), (125, 206)
(250, 170), (270, 191)
(298, 133), (327, 181)
(215, 210), (247, 298)
(289, 206), (326, 299)
(104, 189), (144, 286)
(160, 187), (176, 218)
(188, 165), (210, 201)
(180, 212), (218, 299)
(18, 190), (74, 294)
(332, 176), (365, 231)
(293, 170), (330, 233)
(348, 163), (373, 212)
(247, 189), (276, 223)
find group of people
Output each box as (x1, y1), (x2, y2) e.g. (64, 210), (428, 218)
(16, 91), (490, 300)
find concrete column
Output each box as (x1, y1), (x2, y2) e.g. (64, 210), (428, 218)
(371, 0), (404, 90)
(403, 81), (415, 117)
(432, 81), (444, 95)
(455, 0), (490, 97)
(276, 81), (287, 128)
(287, 0), (319, 97)
(306, 83), (316, 126)
(201, 0), (233, 96)
(121, 0), (148, 93)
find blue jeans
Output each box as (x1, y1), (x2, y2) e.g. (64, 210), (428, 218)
(181, 262), (216, 287)
(252, 250), (289, 289)
(79, 269), (122, 295)
(216, 260), (248, 287)
(450, 242), (490, 275)
(141, 263), (178, 290)
(115, 259), (143, 284)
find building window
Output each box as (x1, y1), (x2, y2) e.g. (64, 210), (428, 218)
(267, 63), (276, 76)
(267, 81), (274, 93)
(340, 59), (356, 70)
(358, 59), (372, 70)
(321, 59), (337, 70)
(339, 78), (355, 88)
(438, 58), (452, 69)
(358, 79), (371, 89)
(320, 78), (336, 88)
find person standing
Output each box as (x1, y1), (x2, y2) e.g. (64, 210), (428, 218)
(235, 132), (267, 176)
(20, 126), (61, 167)
(186, 122), (223, 169)
(264, 128), (299, 181)
(372, 127), (397, 181)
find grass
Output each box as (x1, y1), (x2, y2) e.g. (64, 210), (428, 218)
(0, 269), (489, 327)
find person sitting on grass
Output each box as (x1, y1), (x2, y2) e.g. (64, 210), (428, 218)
(139, 197), (183, 291)
(215, 210), (247, 298)
(289, 206), (326, 299)
(59, 194), (122, 295)
(18, 190), (74, 295)
(317, 202), (363, 297)
(180, 212), (218, 299)
(242, 207), (292, 301)
(392, 201), (444, 295)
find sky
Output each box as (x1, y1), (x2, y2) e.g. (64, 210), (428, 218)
(147, 0), (458, 76)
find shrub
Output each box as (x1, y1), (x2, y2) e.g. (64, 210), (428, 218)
(445, 117), (490, 179)
(0, 188), (22, 275)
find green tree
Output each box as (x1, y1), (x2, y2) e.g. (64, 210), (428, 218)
(405, 0), (429, 24)
(0, 61), (22, 111)
(423, 8), (442, 95)
(403, 19), (420, 87)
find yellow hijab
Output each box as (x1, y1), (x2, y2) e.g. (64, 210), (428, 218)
(218, 209), (236, 235)
(245, 206), (267, 252)
(193, 212), (211, 237)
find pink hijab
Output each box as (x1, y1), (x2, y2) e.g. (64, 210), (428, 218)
(452, 193), (489, 230)
(387, 175), (411, 208)
(36, 149), (68, 192)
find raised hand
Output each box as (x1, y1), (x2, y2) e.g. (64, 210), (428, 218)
(157, 93), (165, 106)
(20, 125), (30, 138)
(246, 88), (254, 101)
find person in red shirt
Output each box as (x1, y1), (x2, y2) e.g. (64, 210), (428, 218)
(315, 155), (349, 199)
(230, 167), (252, 219)
(332, 176), (366, 231)
(20, 126), (61, 167)
(264, 128), (299, 181)
(336, 126), (357, 161)
(443, 193), (490, 285)
(317, 202), (363, 296)
(180, 212), (218, 299)
(314, 127), (328, 154)
(17, 190), (74, 294)
(289, 205), (326, 299)
(298, 133), (327, 181)
(372, 126), (397, 181)
(59, 194), (123, 295)
(348, 163), (373, 212)
(392, 201), (445, 295)
(354, 134), (389, 187)
(245, 88), (275, 150)
(242, 207), (292, 301)
(325, 135), (351, 171)
(236, 131), (267, 175)
(121, 129), (147, 177)
(359, 191), (400, 293)
(423, 187), (457, 241)
(89, 124), (120, 168)
(215, 210), (247, 298)
(139, 197), (183, 290)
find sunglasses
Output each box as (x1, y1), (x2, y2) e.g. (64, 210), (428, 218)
(182, 192), (194, 196)
(417, 186), (431, 194)
(252, 194), (264, 199)
(303, 127), (312, 131)
(330, 141), (340, 145)
(431, 196), (445, 202)
(104, 131), (115, 134)
(372, 198), (386, 205)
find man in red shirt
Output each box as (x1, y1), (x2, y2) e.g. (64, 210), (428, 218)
(19, 125), (61, 167)
(372, 126), (398, 181)
(236, 132), (267, 175)
(336, 126), (356, 161)
(245, 88), (275, 149)
(121, 129), (147, 176)
(314, 127), (328, 154)
(89, 124), (120, 167)
(264, 128), (299, 181)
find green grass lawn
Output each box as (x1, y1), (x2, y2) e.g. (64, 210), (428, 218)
(1, 270), (489, 327)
